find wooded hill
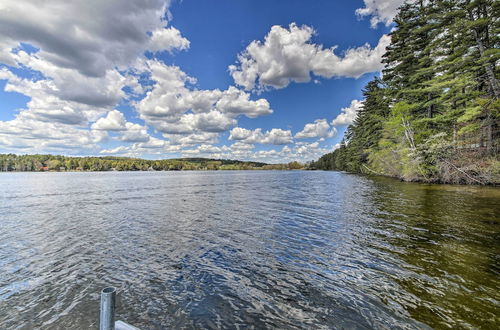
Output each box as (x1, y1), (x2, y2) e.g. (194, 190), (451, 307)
(313, 0), (499, 184)
(0, 154), (305, 171)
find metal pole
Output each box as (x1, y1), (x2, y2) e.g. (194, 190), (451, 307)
(100, 287), (116, 330)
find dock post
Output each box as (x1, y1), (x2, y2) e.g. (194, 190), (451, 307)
(100, 287), (116, 330)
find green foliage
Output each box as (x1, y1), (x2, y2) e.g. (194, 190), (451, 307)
(287, 161), (304, 170)
(0, 154), (280, 172)
(313, 0), (499, 184)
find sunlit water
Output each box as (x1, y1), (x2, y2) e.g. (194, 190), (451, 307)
(0, 171), (498, 329)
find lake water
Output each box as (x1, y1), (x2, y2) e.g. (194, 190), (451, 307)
(0, 171), (498, 329)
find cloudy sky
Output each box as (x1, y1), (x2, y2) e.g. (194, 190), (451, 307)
(0, 0), (404, 163)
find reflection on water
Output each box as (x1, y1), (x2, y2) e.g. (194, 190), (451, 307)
(0, 171), (498, 329)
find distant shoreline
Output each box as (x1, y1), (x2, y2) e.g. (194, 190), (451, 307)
(0, 154), (307, 172)
(0, 168), (306, 173)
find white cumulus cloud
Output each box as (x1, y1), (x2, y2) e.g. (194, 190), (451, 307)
(91, 110), (128, 131)
(149, 27), (190, 53)
(331, 100), (363, 126)
(0, 0), (188, 77)
(0, 0), (196, 153)
(0, 117), (106, 154)
(91, 110), (151, 143)
(120, 123), (150, 143)
(356, 0), (410, 28)
(295, 119), (336, 139)
(229, 23), (390, 91)
(135, 60), (273, 146)
(229, 127), (293, 145)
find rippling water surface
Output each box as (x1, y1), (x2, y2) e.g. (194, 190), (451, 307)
(0, 171), (499, 329)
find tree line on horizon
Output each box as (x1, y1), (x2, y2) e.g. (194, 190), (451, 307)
(312, 0), (499, 184)
(0, 154), (306, 172)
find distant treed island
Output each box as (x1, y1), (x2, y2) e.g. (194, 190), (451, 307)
(311, 0), (499, 185)
(0, 154), (305, 171)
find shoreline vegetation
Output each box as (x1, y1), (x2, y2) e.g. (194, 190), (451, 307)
(0, 154), (306, 172)
(311, 0), (499, 186)
(1, 152), (498, 186)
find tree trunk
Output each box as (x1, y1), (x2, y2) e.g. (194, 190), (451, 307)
(402, 119), (416, 151)
(467, 7), (500, 99)
(485, 114), (493, 154)
(453, 124), (457, 150)
(427, 93), (433, 118)
(473, 29), (500, 99)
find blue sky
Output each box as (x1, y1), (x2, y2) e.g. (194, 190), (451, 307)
(0, 0), (402, 163)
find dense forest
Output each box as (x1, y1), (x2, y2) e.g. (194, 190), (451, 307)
(312, 0), (499, 184)
(0, 154), (305, 172)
